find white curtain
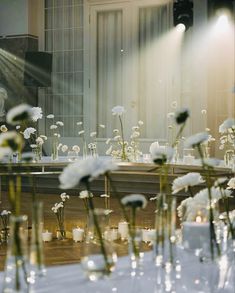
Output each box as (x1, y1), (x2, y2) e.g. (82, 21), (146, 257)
(96, 10), (123, 137)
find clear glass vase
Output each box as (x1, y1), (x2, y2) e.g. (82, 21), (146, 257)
(2, 215), (31, 293)
(51, 139), (59, 161)
(29, 202), (46, 280)
(32, 145), (42, 162)
(128, 228), (144, 271)
(81, 209), (117, 281)
(154, 196), (177, 267)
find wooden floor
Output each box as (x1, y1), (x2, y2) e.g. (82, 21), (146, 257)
(0, 191), (158, 271)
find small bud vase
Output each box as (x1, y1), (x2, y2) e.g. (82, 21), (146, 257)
(29, 202), (46, 280)
(2, 215), (31, 293)
(81, 209), (116, 281)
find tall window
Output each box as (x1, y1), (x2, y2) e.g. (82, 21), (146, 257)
(41, 0), (84, 137)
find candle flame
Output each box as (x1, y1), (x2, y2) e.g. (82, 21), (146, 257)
(196, 216), (202, 223)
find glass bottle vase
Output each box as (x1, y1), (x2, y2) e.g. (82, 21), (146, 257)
(81, 209), (117, 281)
(2, 215), (31, 293)
(29, 202), (46, 280)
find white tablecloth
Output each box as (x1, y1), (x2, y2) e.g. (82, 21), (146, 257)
(0, 248), (234, 293)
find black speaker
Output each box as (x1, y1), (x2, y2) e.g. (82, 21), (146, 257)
(24, 52), (52, 87)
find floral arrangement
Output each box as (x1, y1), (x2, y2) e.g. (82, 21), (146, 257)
(47, 114), (64, 160)
(106, 106), (144, 162)
(59, 156), (118, 274)
(51, 192), (70, 239)
(219, 118), (235, 166)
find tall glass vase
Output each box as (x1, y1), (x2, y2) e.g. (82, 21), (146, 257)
(51, 139), (59, 161)
(81, 209), (116, 281)
(154, 196), (177, 267)
(2, 215), (30, 293)
(29, 202), (46, 280)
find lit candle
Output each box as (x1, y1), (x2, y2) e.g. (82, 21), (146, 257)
(42, 230), (53, 242)
(142, 229), (156, 243)
(72, 228), (84, 242)
(118, 221), (129, 240)
(182, 222), (210, 250)
(104, 228), (119, 241)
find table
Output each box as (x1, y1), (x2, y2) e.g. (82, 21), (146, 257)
(0, 248), (234, 292)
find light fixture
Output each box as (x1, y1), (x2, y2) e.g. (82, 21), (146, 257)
(211, 0), (234, 12)
(173, 0), (194, 31)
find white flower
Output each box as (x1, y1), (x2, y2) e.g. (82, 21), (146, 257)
(121, 194), (147, 209)
(23, 127), (36, 139)
(172, 173), (204, 194)
(184, 132), (209, 148)
(149, 141), (159, 154)
(77, 121), (83, 126)
(90, 131), (97, 138)
(56, 121), (64, 126)
(100, 194), (109, 198)
(61, 145), (68, 153)
(57, 143), (62, 150)
(31, 107), (43, 122)
(106, 145), (113, 155)
(138, 120), (144, 126)
(214, 177), (228, 187)
(60, 192), (70, 201)
(72, 145), (80, 153)
(105, 138), (111, 145)
(78, 130), (85, 136)
(59, 157), (118, 189)
(40, 135), (47, 140)
(30, 144), (37, 149)
(1, 210), (11, 216)
(50, 125), (58, 130)
(131, 131), (140, 139)
(79, 190), (93, 199)
(54, 133), (61, 137)
(177, 197), (194, 221)
(227, 177), (235, 190)
(47, 114), (54, 119)
(132, 126), (139, 131)
(113, 129), (119, 133)
(99, 124), (105, 128)
(167, 112), (175, 119)
(7, 104), (33, 125)
(150, 144), (174, 165)
(112, 105), (125, 116)
(0, 125), (8, 132)
(36, 137), (44, 145)
(114, 135), (121, 141)
(219, 118), (235, 133)
(16, 125), (21, 130)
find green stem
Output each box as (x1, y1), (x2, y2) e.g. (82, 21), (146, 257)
(118, 116), (127, 161)
(197, 145), (220, 259)
(85, 181), (111, 274)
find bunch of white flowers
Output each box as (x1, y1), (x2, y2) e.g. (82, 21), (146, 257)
(172, 172), (204, 194)
(60, 192), (70, 201)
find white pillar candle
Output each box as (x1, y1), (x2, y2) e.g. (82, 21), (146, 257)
(183, 155), (195, 165)
(42, 230), (52, 242)
(72, 228), (84, 242)
(118, 221), (129, 240)
(182, 222), (210, 250)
